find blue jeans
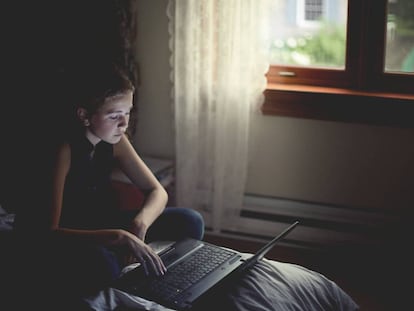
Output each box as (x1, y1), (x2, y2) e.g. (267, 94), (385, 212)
(112, 206), (205, 242)
(146, 206), (205, 242)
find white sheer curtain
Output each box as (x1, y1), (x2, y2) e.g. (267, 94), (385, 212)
(167, 0), (271, 232)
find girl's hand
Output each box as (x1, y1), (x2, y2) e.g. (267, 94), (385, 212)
(120, 251), (137, 267)
(124, 231), (166, 276)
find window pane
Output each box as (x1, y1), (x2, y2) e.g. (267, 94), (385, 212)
(385, 0), (414, 74)
(269, 0), (348, 69)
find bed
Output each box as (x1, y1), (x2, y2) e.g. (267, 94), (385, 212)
(84, 241), (359, 311)
(1, 205), (358, 311)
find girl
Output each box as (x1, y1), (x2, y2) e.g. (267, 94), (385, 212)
(17, 64), (204, 309)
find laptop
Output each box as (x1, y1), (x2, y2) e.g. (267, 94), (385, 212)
(113, 221), (299, 310)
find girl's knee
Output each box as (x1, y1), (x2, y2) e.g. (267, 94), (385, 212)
(186, 209), (205, 240)
(168, 207), (205, 240)
(147, 207), (205, 242)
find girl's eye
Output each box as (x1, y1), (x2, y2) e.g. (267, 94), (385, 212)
(109, 113), (130, 120)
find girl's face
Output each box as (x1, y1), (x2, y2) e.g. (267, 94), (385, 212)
(81, 91), (133, 145)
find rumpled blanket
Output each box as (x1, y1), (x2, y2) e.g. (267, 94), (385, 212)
(0, 205), (14, 231)
(84, 287), (175, 311)
(85, 256), (359, 311)
(224, 259), (359, 311)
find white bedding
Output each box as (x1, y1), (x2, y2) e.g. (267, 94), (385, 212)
(224, 259), (359, 311)
(84, 250), (359, 311)
(0, 205), (14, 231)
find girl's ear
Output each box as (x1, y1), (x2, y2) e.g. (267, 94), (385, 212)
(77, 108), (90, 126)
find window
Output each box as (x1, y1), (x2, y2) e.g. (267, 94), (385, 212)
(300, 0), (324, 26)
(269, 0), (347, 71)
(264, 0), (414, 126)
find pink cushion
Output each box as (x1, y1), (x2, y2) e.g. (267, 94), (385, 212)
(111, 180), (145, 211)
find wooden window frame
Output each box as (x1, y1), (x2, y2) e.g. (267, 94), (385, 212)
(263, 0), (414, 127)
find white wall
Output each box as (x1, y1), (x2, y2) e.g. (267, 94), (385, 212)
(247, 114), (414, 211)
(134, 0), (175, 158)
(134, 0), (414, 213)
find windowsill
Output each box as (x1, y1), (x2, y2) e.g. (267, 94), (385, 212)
(262, 84), (414, 128)
(266, 83), (414, 100)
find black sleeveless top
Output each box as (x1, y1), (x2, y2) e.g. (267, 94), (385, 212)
(60, 133), (118, 230)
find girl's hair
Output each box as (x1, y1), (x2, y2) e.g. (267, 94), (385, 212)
(76, 64), (135, 113)
(60, 63), (136, 138)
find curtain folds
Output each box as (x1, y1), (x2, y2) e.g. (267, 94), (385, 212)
(167, 0), (271, 232)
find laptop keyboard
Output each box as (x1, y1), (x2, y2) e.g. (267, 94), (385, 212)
(149, 244), (237, 300)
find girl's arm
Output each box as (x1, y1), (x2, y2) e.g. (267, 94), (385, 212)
(49, 141), (166, 275)
(49, 142), (71, 230)
(113, 134), (168, 241)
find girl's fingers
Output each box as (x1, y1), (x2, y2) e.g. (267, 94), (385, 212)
(143, 252), (166, 276)
(131, 238), (166, 276)
(141, 259), (150, 276)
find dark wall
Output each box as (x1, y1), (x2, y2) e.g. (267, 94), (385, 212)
(1, 1), (137, 214)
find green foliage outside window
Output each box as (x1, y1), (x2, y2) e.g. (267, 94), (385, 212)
(270, 21), (346, 68)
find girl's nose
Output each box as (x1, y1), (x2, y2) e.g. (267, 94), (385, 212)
(118, 115), (129, 128)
